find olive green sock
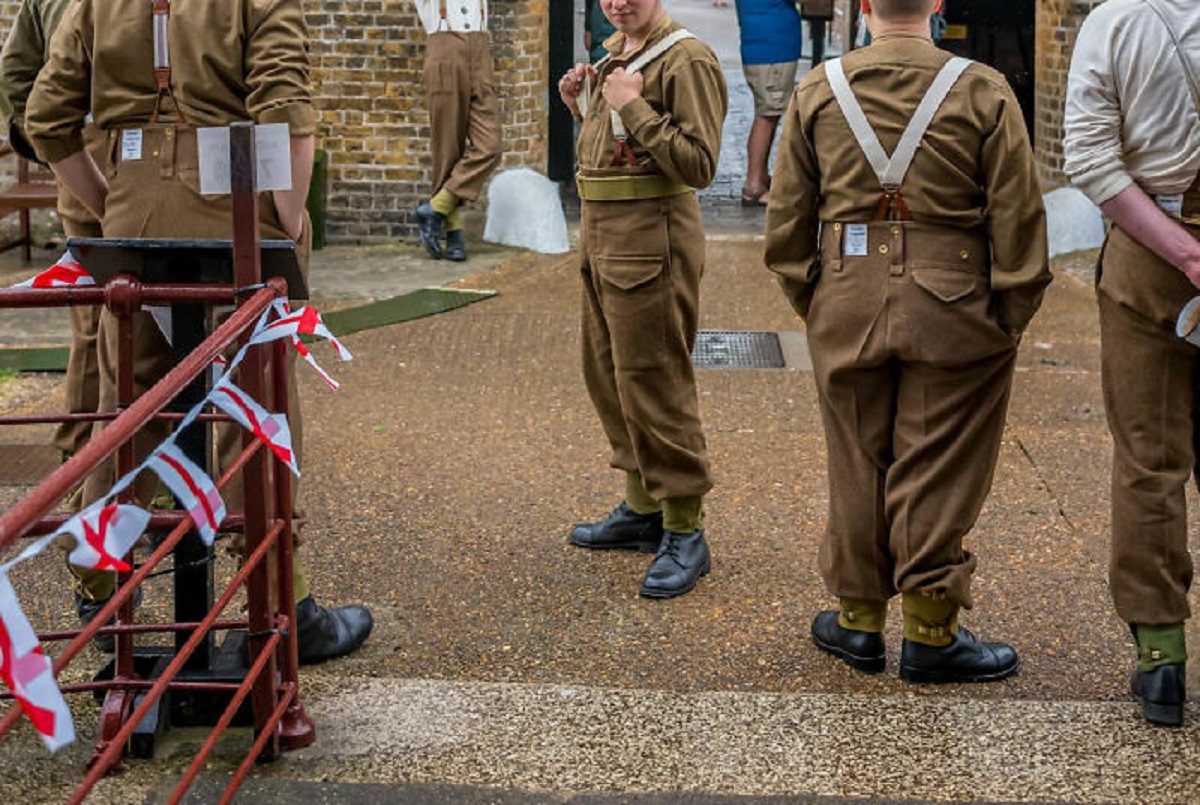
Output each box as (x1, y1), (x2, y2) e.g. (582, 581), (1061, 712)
(1134, 623), (1187, 671)
(624, 471), (661, 515)
(838, 597), (887, 632)
(71, 563), (116, 601)
(901, 591), (958, 647)
(663, 496), (704, 533)
(445, 207), (463, 233)
(292, 555), (310, 603)
(430, 188), (460, 219)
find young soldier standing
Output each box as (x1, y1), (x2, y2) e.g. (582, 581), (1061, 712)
(765, 0), (1050, 680)
(0, 0), (103, 464)
(558, 0), (727, 599)
(1064, 0), (1200, 726)
(25, 0), (373, 664)
(411, 0), (502, 262)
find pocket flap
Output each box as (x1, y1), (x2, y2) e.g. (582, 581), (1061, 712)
(594, 254), (665, 291)
(911, 268), (980, 303)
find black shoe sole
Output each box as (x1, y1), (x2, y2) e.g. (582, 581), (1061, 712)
(899, 658), (1020, 684)
(1136, 696), (1184, 727)
(639, 559), (711, 599)
(568, 534), (661, 554)
(811, 631), (886, 675)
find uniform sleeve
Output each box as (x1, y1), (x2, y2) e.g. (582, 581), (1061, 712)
(245, 0), (316, 136)
(1062, 11), (1130, 206)
(763, 87), (821, 318)
(980, 78), (1051, 336)
(25, 0), (91, 164)
(0, 1), (47, 129)
(619, 50), (727, 189)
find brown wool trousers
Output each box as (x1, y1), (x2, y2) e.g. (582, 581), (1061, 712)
(1097, 223), (1200, 625)
(806, 222), (1018, 608)
(579, 193), (712, 502)
(424, 31), (501, 203)
(75, 125), (310, 601)
(53, 125), (106, 457)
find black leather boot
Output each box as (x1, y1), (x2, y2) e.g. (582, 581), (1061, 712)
(1132, 664), (1186, 727)
(900, 627), (1019, 684)
(295, 596), (373, 665)
(412, 203), (445, 259)
(639, 529), (710, 599)
(444, 229), (468, 262)
(569, 502), (663, 553)
(76, 585), (142, 654)
(810, 610), (886, 674)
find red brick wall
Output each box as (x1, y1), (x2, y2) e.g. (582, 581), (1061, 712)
(1035, 0), (1107, 189)
(0, 0), (550, 243)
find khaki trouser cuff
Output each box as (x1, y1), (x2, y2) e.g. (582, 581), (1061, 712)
(663, 496), (704, 533)
(71, 562), (116, 602)
(902, 591), (958, 647)
(1134, 622), (1187, 671)
(624, 471), (661, 515)
(838, 597), (887, 632)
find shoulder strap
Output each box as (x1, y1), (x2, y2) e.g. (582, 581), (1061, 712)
(826, 55), (971, 190)
(1143, 0), (1200, 114)
(608, 29), (696, 146)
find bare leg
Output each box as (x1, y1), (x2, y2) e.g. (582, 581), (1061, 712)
(744, 116), (779, 203)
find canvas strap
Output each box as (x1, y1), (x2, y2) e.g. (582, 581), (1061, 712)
(826, 55), (971, 220)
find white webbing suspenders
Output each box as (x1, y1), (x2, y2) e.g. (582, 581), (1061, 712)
(437, 0), (487, 32)
(150, 0), (188, 124)
(578, 29), (695, 166)
(825, 55), (971, 220)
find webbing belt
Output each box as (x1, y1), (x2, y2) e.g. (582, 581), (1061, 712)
(825, 55), (971, 220)
(576, 173), (692, 202)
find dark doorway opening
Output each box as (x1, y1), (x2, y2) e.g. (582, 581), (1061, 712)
(940, 0), (1037, 136)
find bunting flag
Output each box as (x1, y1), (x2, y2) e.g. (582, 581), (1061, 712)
(14, 252), (95, 289)
(0, 574), (74, 753)
(147, 444), (226, 546)
(63, 504), (151, 573)
(246, 301), (353, 389)
(210, 377), (300, 476)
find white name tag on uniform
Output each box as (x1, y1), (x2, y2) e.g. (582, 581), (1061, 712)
(196, 123), (292, 196)
(1155, 194), (1184, 218)
(121, 129), (143, 161)
(844, 224), (869, 257)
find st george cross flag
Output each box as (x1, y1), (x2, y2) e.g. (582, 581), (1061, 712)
(14, 252), (95, 289)
(210, 377), (300, 476)
(247, 300), (352, 389)
(0, 574), (74, 752)
(147, 444), (226, 546)
(63, 504), (151, 573)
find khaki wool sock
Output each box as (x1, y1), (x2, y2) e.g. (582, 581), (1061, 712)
(624, 471), (661, 515)
(838, 597), (887, 632)
(1134, 623), (1187, 671)
(663, 496), (704, 533)
(901, 590), (959, 647)
(430, 188), (460, 221)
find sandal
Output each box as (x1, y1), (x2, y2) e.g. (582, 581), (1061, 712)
(740, 186), (770, 207)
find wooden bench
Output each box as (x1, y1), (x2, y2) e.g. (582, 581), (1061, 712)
(0, 144), (58, 262)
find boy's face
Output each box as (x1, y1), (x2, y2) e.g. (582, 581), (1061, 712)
(600, 0), (665, 37)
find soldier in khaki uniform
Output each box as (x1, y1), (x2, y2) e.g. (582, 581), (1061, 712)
(558, 0), (727, 599)
(410, 0), (501, 262)
(1064, 0), (1200, 726)
(25, 0), (373, 664)
(0, 0), (103, 463)
(765, 0), (1051, 681)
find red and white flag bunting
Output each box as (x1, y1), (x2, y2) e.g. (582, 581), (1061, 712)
(0, 574), (74, 753)
(147, 444), (226, 546)
(210, 377), (300, 477)
(63, 504), (151, 573)
(14, 252), (94, 289)
(247, 300), (352, 390)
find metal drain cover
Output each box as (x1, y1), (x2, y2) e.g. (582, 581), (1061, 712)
(692, 330), (785, 369)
